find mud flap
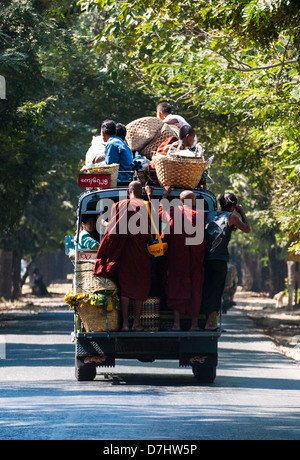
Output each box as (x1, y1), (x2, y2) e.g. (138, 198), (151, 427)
(179, 353), (218, 368)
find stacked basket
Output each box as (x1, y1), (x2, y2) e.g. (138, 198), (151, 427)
(83, 163), (119, 189)
(72, 261), (121, 332)
(126, 117), (178, 159)
(74, 261), (117, 295)
(153, 151), (208, 190)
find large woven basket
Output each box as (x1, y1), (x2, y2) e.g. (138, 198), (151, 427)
(76, 296), (121, 332)
(140, 124), (179, 159)
(84, 163), (119, 188)
(153, 153), (208, 189)
(129, 297), (160, 331)
(126, 117), (163, 152)
(74, 261), (118, 295)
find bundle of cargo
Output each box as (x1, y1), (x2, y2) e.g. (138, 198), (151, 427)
(65, 261), (121, 332)
(73, 261), (117, 295)
(65, 289), (120, 333)
(152, 146), (209, 189)
(126, 117), (178, 159)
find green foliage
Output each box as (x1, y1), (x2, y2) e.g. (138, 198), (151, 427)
(81, 0), (300, 258)
(74, 0), (300, 294)
(1, 0), (299, 297)
(0, 0), (77, 248)
(0, 0), (156, 271)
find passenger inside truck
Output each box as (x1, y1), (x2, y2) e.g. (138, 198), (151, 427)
(78, 214), (100, 250)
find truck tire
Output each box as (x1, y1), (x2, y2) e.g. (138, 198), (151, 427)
(75, 359), (96, 381)
(192, 364), (216, 384)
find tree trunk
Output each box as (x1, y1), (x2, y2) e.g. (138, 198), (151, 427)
(20, 258), (34, 288)
(239, 247), (286, 296)
(240, 251), (263, 292)
(0, 249), (13, 299)
(267, 247), (286, 298)
(11, 249), (22, 299)
(287, 261), (295, 308)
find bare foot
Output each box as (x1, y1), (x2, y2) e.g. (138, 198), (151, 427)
(190, 318), (201, 331)
(132, 323), (145, 332)
(190, 325), (201, 331)
(204, 312), (218, 331)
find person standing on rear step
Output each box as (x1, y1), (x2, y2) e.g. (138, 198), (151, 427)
(94, 181), (151, 332)
(201, 193), (250, 331)
(151, 186), (206, 332)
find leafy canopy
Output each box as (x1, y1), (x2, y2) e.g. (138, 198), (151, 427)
(79, 0), (300, 255)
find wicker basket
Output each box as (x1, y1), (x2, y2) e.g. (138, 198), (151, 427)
(74, 261), (118, 295)
(76, 296), (121, 332)
(129, 297), (160, 331)
(84, 163), (119, 188)
(126, 117), (163, 152)
(140, 124), (179, 159)
(153, 152), (208, 189)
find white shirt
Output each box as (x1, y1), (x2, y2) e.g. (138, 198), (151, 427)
(85, 135), (106, 165)
(164, 114), (191, 128)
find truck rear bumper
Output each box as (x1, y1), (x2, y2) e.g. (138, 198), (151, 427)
(75, 331), (219, 367)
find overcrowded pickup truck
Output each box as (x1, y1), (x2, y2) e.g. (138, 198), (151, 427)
(66, 184), (221, 384)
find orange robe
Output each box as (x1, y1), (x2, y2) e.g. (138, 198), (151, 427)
(160, 205), (206, 318)
(94, 198), (151, 301)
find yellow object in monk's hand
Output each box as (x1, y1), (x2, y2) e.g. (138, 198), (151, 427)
(144, 201), (168, 257)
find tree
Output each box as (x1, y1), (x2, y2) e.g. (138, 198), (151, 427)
(0, 0), (156, 298)
(0, 0), (69, 297)
(79, 0), (300, 293)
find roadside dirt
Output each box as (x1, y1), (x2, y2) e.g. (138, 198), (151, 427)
(1, 282), (300, 363)
(0, 281), (72, 313)
(234, 289), (300, 363)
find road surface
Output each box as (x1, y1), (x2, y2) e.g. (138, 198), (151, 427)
(0, 307), (299, 440)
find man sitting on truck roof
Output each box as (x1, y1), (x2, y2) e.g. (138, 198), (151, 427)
(157, 125), (196, 154)
(156, 102), (191, 129)
(101, 119), (133, 182)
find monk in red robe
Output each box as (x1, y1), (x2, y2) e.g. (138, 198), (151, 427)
(94, 181), (151, 331)
(154, 186), (206, 331)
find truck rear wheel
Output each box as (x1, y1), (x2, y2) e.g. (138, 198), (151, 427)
(192, 364), (216, 384)
(75, 359), (96, 381)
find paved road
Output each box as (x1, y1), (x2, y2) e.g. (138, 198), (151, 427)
(0, 307), (299, 440)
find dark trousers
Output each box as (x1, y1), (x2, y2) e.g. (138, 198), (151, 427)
(201, 260), (228, 316)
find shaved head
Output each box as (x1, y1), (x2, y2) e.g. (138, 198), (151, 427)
(128, 181), (143, 198)
(180, 190), (196, 207)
